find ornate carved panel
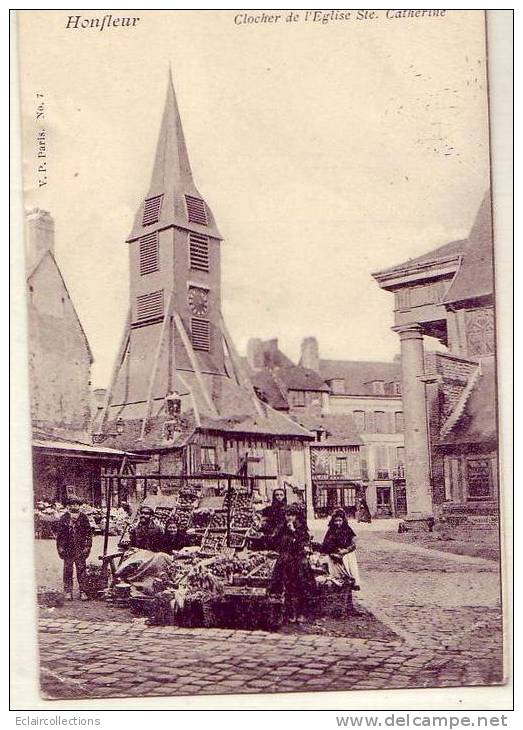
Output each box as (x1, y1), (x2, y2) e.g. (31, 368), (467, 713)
(465, 307), (495, 356)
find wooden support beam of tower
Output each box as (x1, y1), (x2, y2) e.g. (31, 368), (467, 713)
(97, 310), (131, 434)
(139, 292), (175, 440)
(172, 311), (219, 417)
(219, 314), (266, 418)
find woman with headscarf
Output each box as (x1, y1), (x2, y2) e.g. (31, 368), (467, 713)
(270, 503), (315, 623)
(157, 518), (186, 554)
(260, 488), (287, 550)
(321, 508), (361, 590)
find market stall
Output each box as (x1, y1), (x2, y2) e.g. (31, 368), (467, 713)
(98, 473), (355, 629)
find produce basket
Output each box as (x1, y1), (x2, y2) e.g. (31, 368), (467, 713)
(82, 564), (109, 599)
(310, 583), (354, 618)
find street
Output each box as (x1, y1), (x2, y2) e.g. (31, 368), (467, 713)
(36, 524), (504, 700)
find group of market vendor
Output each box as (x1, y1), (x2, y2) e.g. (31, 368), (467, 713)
(127, 505), (186, 553)
(259, 490), (361, 623)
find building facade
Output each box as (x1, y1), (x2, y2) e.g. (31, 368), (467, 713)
(245, 338), (405, 517)
(373, 191), (498, 534)
(95, 72), (314, 509)
(26, 209), (135, 504)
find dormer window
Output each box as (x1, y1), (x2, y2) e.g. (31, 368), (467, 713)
(371, 380), (385, 395)
(142, 195), (163, 226)
(185, 195), (208, 226)
(329, 379), (345, 395)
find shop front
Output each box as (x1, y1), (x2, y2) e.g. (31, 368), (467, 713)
(312, 476), (363, 518)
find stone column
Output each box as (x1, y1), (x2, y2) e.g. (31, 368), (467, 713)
(393, 323), (433, 528)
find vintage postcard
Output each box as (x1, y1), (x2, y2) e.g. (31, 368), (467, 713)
(12, 8), (510, 707)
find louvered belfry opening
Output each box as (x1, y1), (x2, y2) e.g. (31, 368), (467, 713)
(139, 232), (159, 275)
(136, 289), (164, 322)
(185, 195), (208, 225)
(189, 232), (210, 271)
(142, 195), (163, 226)
(191, 317), (211, 351)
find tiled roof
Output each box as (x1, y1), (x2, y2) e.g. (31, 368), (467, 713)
(319, 360), (401, 395)
(439, 357), (497, 445)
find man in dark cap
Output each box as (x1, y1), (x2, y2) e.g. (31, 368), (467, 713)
(56, 493), (93, 600)
(128, 505), (163, 551)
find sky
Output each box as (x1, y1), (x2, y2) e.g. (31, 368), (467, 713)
(17, 10), (490, 388)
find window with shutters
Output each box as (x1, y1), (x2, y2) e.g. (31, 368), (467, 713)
(394, 411), (404, 432)
(136, 289), (164, 322)
(185, 195), (208, 225)
(191, 317), (210, 351)
(189, 232), (210, 272)
(375, 411), (387, 433)
(142, 195), (163, 226)
(278, 449), (293, 476)
(365, 411), (376, 433)
(139, 232), (159, 276)
(353, 410), (365, 432)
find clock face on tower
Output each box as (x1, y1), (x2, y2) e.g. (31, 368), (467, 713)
(188, 287), (209, 316)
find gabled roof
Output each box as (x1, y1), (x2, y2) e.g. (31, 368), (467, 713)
(27, 249), (94, 364)
(274, 366), (330, 393)
(127, 69), (221, 242)
(319, 359), (401, 396)
(250, 369), (289, 410)
(438, 357), (497, 445)
(443, 191), (493, 305)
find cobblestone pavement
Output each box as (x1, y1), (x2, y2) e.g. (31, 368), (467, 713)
(38, 533), (504, 700)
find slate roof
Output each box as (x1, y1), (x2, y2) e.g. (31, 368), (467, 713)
(319, 360), (401, 396)
(373, 191), (493, 308)
(127, 70), (221, 242)
(297, 413), (362, 446)
(439, 357), (497, 445)
(443, 191), (493, 305)
(274, 366), (330, 392)
(249, 369), (289, 410)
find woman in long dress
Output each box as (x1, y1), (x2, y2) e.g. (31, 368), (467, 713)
(270, 504), (316, 622)
(321, 508), (361, 590)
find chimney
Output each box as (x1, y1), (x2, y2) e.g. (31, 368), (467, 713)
(264, 339), (279, 368)
(26, 208), (55, 260)
(247, 338), (263, 370)
(300, 337), (320, 372)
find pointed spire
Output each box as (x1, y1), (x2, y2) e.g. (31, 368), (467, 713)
(127, 69), (221, 241)
(148, 64), (195, 193)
